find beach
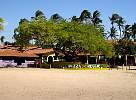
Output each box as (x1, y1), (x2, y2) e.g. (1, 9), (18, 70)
(0, 68), (136, 100)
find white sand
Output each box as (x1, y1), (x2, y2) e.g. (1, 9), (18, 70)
(0, 68), (136, 100)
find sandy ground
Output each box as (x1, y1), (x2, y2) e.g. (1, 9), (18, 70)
(0, 68), (136, 100)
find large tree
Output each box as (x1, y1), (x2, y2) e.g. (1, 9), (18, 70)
(55, 20), (112, 56)
(13, 10), (112, 56)
(115, 39), (136, 55)
(14, 19), (32, 50)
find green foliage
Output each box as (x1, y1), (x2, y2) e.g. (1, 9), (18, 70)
(13, 10), (112, 56)
(115, 39), (136, 55)
(107, 27), (118, 40)
(79, 10), (91, 22)
(41, 63), (50, 69)
(0, 17), (4, 31)
(30, 18), (57, 47)
(50, 13), (63, 23)
(91, 10), (102, 26)
(56, 21), (112, 56)
(52, 62), (81, 68)
(0, 36), (5, 43)
(123, 25), (132, 39)
(132, 23), (136, 41)
(101, 64), (109, 68)
(14, 19), (32, 50)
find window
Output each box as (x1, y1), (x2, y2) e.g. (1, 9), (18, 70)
(54, 56), (57, 60)
(44, 56), (47, 60)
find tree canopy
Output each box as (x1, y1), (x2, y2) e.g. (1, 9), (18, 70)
(11, 9), (136, 56)
(13, 10), (112, 56)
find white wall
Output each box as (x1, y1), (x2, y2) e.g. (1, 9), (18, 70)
(0, 60), (17, 67)
(46, 53), (59, 62)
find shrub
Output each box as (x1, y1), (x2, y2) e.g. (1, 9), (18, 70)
(52, 61), (81, 69)
(41, 63), (50, 69)
(81, 64), (109, 68)
(101, 64), (109, 68)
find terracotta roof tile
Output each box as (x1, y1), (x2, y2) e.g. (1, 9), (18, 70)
(0, 46), (54, 57)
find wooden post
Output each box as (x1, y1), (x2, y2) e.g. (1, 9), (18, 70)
(126, 55), (127, 66)
(122, 64), (124, 70)
(96, 57), (97, 64)
(49, 64), (51, 69)
(87, 55), (89, 64)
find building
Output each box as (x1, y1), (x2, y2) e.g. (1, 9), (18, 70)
(0, 46), (59, 67)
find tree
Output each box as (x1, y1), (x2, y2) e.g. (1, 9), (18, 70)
(107, 27), (118, 40)
(0, 18), (4, 31)
(0, 36), (5, 45)
(71, 16), (79, 22)
(14, 19), (32, 50)
(55, 20), (112, 56)
(116, 16), (125, 39)
(109, 14), (119, 28)
(35, 10), (46, 19)
(123, 25), (132, 40)
(19, 18), (29, 24)
(79, 10), (91, 23)
(31, 10), (46, 21)
(91, 10), (102, 26)
(50, 13), (63, 23)
(132, 23), (136, 41)
(115, 39), (136, 55)
(13, 10), (112, 56)
(30, 18), (57, 47)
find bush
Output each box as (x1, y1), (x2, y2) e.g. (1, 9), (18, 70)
(52, 61), (81, 69)
(101, 64), (109, 68)
(41, 63), (50, 69)
(82, 64), (109, 68)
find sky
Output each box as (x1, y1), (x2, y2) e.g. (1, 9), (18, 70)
(0, 0), (136, 42)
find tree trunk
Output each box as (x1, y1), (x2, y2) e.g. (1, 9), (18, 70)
(119, 26), (122, 39)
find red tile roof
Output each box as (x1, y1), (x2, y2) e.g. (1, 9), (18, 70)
(0, 46), (54, 57)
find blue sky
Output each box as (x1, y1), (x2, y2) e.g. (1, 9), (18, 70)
(0, 0), (136, 42)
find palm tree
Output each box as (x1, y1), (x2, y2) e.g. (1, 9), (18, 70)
(116, 16), (125, 39)
(107, 27), (118, 40)
(91, 10), (102, 26)
(109, 14), (119, 28)
(19, 18), (29, 25)
(0, 36), (5, 45)
(0, 18), (4, 31)
(35, 10), (44, 17)
(123, 25), (132, 40)
(71, 16), (79, 22)
(79, 10), (91, 22)
(132, 23), (136, 42)
(50, 13), (63, 23)
(31, 10), (46, 20)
